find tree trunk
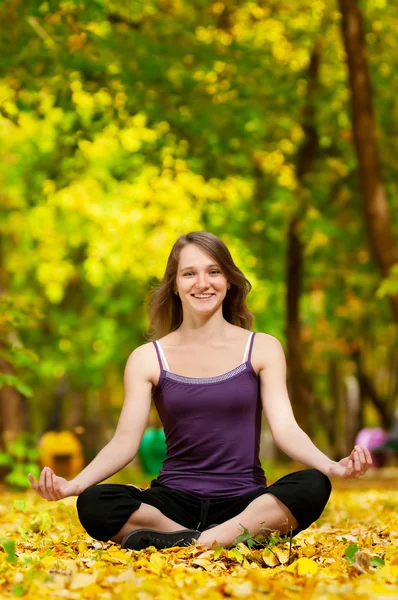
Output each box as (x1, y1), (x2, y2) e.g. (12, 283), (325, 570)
(0, 357), (26, 446)
(338, 0), (398, 322)
(329, 360), (347, 459)
(286, 218), (311, 434)
(352, 350), (394, 430)
(0, 233), (26, 446)
(285, 41), (322, 435)
(46, 375), (70, 432)
(344, 375), (361, 450)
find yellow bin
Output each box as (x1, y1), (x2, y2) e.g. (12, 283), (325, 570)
(39, 431), (84, 479)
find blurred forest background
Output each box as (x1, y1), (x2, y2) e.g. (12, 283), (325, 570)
(0, 0), (397, 486)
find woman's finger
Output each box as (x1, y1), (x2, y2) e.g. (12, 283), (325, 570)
(52, 473), (63, 500)
(353, 449), (361, 472)
(45, 467), (54, 494)
(28, 473), (47, 498)
(356, 446), (373, 476)
(40, 467), (54, 500)
(43, 468), (51, 498)
(28, 473), (37, 489)
(357, 447), (369, 475)
(345, 459), (353, 477)
(354, 446), (365, 463)
(363, 446), (373, 465)
(47, 470), (60, 501)
(39, 467), (47, 490)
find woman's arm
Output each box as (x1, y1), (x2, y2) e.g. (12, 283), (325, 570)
(29, 343), (154, 500)
(257, 334), (371, 478)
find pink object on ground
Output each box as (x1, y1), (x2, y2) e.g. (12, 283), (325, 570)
(355, 427), (387, 469)
(355, 427), (387, 450)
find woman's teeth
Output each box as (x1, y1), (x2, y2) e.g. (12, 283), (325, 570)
(192, 294), (214, 299)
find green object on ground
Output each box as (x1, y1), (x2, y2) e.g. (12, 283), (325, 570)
(138, 428), (167, 475)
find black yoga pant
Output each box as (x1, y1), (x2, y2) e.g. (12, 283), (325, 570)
(76, 469), (332, 543)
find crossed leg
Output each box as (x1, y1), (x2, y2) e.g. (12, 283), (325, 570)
(110, 493), (297, 548)
(110, 503), (187, 544)
(197, 493), (298, 548)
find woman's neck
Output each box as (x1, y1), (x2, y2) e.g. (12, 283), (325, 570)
(176, 314), (231, 344)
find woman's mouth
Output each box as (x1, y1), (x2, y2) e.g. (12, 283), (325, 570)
(191, 294), (215, 301)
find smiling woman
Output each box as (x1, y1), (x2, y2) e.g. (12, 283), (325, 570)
(147, 231), (253, 340)
(29, 231), (372, 552)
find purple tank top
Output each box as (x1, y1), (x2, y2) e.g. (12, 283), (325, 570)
(152, 332), (267, 498)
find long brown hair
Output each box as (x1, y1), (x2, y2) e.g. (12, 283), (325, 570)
(147, 231), (253, 340)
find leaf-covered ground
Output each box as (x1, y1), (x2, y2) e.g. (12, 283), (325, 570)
(0, 472), (397, 599)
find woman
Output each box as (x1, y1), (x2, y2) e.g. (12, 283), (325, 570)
(29, 231), (372, 551)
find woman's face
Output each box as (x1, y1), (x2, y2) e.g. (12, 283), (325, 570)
(175, 244), (228, 315)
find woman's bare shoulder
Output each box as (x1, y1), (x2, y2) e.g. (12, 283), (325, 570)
(252, 332), (286, 372)
(125, 342), (159, 379)
(255, 332), (284, 348)
(127, 341), (156, 358)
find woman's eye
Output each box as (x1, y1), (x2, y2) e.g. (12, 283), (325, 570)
(183, 270), (220, 276)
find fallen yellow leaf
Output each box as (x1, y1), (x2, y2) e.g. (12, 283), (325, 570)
(235, 542), (251, 556)
(148, 552), (165, 575)
(378, 564), (398, 583)
(274, 547), (290, 564)
(224, 580), (253, 597)
(69, 572), (97, 589)
(192, 558), (215, 571)
(228, 548), (244, 563)
(262, 549), (279, 567)
(286, 557), (318, 575)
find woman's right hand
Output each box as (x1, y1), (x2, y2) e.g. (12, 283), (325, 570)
(28, 466), (80, 501)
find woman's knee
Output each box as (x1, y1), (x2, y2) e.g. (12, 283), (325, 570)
(309, 469), (332, 501)
(76, 485), (99, 519)
(76, 484), (142, 542)
(76, 486), (104, 538)
(304, 470), (332, 524)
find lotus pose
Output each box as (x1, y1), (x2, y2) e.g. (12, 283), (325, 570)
(29, 231), (372, 550)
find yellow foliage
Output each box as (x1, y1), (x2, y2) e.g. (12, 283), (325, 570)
(262, 548), (279, 567)
(286, 557), (318, 575)
(2, 482), (396, 598)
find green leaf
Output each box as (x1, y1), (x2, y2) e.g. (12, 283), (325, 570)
(13, 500), (27, 513)
(0, 374), (32, 397)
(0, 452), (13, 467)
(27, 447), (40, 461)
(5, 470), (30, 489)
(0, 538), (18, 563)
(234, 525), (253, 544)
(229, 548), (243, 563)
(345, 543), (359, 561)
(376, 265), (398, 298)
(253, 533), (268, 545)
(7, 439), (28, 460)
(213, 546), (223, 560)
(24, 463), (40, 478)
(13, 584), (24, 596)
(370, 557), (384, 567)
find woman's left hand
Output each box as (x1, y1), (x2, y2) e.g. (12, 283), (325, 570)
(328, 445), (373, 478)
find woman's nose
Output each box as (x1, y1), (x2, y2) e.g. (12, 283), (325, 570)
(197, 274), (210, 289)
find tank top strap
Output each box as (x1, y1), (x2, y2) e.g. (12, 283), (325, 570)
(243, 331), (256, 362)
(153, 340), (170, 372)
(242, 332), (256, 363)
